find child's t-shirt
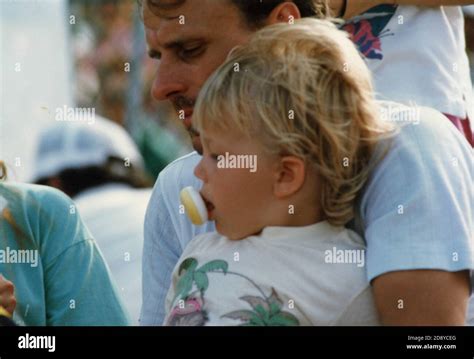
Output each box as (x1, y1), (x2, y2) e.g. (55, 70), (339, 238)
(343, 5), (473, 119)
(0, 182), (130, 326)
(164, 221), (380, 326)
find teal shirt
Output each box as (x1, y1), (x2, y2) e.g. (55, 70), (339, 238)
(0, 183), (130, 326)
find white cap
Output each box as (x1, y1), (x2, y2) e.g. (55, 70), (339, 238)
(463, 5), (474, 17)
(32, 116), (144, 181)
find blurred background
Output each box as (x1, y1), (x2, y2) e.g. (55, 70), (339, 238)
(1, 0), (192, 183)
(0, 0), (194, 325)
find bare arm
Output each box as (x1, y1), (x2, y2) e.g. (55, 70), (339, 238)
(329, 0), (474, 19)
(372, 270), (470, 325)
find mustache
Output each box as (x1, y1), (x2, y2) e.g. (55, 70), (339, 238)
(173, 96), (196, 111)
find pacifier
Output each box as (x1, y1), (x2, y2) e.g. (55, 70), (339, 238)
(180, 186), (208, 225)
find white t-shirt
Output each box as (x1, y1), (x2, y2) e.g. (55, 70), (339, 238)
(75, 183), (152, 325)
(142, 102), (473, 326)
(343, 5), (473, 119)
(164, 222), (380, 326)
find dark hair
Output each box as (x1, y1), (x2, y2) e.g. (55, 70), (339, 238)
(140, 0), (329, 28)
(231, 0), (328, 27)
(35, 156), (152, 198)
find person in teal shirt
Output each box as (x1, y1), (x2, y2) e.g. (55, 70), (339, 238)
(0, 179), (130, 326)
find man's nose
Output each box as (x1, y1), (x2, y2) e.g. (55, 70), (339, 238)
(151, 62), (187, 101)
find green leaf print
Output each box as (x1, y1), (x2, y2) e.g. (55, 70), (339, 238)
(266, 312), (299, 326)
(255, 304), (270, 322)
(174, 258), (229, 302)
(222, 288), (300, 326)
(197, 260), (228, 274)
(193, 271), (209, 293)
(173, 259), (300, 327)
(221, 310), (256, 321)
(269, 302), (280, 316)
(248, 313), (265, 326)
(179, 258), (198, 275)
(239, 295), (269, 311)
(174, 271), (194, 301)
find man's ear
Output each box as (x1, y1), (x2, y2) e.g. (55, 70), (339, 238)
(273, 156), (306, 199)
(266, 2), (301, 26)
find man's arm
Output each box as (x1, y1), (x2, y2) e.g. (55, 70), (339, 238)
(329, 0), (474, 19)
(140, 176), (182, 326)
(0, 274), (16, 315)
(358, 106), (473, 326)
(140, 153), (213, 326)
(372, 270), (470, 325)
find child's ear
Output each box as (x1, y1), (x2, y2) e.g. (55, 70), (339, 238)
(273, 156), (306, 199)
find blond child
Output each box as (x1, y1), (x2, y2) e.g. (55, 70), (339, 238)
(163, 18), (394, 326)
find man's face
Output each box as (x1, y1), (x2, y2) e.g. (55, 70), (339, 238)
(143, 0), (254, 153)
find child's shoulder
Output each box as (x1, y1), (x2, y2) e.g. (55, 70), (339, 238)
(182, 231), (228, 255)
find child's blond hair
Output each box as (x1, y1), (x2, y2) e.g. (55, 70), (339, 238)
(194, 18), (393, 226)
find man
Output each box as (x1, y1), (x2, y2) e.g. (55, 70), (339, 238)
(140, 0), (472, 325)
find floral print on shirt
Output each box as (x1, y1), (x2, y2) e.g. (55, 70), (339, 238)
(165, 258), (299, 326)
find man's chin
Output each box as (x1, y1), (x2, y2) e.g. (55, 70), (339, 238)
(191, 135), (203, 155)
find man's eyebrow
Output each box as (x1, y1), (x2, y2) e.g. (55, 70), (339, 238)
(148, 38), (203, 59)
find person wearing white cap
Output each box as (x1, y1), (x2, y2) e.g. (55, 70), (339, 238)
(33, 116), (153, 325)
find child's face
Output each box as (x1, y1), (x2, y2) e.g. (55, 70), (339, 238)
(194, 127), (277, 240)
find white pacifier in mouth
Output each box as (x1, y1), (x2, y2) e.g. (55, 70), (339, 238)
(180, 186), (209, 225)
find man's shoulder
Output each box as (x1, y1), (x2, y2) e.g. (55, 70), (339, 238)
(158, 151), (201, 183)
(151, 151), (202, 195)
(163, 151), (201, 171)
(146, 152), (204, 231)
(377, 101), (471, 155)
